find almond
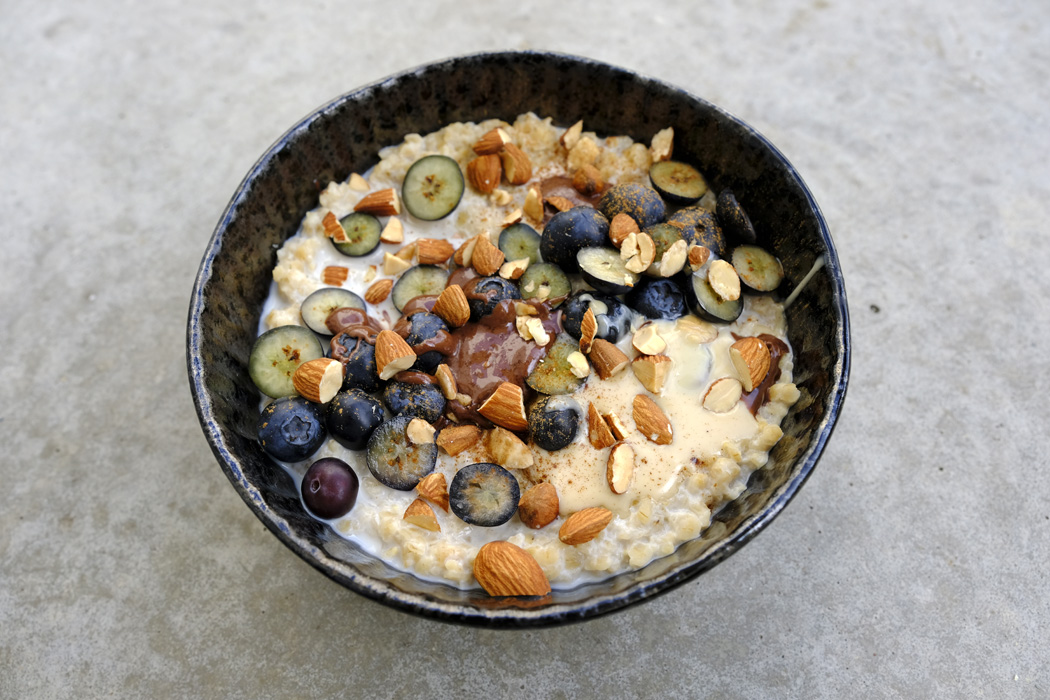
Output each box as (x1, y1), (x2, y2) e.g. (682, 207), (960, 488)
(587, 402), (616, 449)
(588, 339), (630, 380)
(606, 442), (635, 494)
(558, 507), (613, 545)
(730, 337), (771, 392)
(708, 259), (741, 301)
(354, 188), (400, 216)
(416, 238), (455, 265)
(502, 208), (523, 228)
(435, 363), (457, 400)
(485, 425), (534, 469)
(499, 257), (530, 280)
(471, 235), (505, 276)
(677, 314), (718, 344)
(406, 417), (436, 445)
(567, 137), (600, 171)
(364, 278), (393, 304)
(609, 213), (640, 247)
(603, 411), (630, 441)
(524, 317), (550, 347)
(364, 265), (378, 283)
(473, 127), (511, 155)
(292, 358), (343, 403)
(477, 382), (528, 432)
(523, 185), (544, 223)
(436, 424), (481, 456)
(382, 252), (412, 276)
(394, 241), (417, 261)
(566, 350), (590, 379)
(321, 211), (349, 243)
(624, 232), (655, 273)
(348, 173), (369, 191)
(572, 163), (604, 196)
(632, 354), (673, 394)
(546, 195), (574, 212)
(559, 120), (584, 150)
(579, 307), (597, 353)
(416, 472), (449, 512)
(453, 234), (481, 266)
(703, 377), (742, 413)
(650, 127), (674, 162)
(490, 188), (512, 206)
(632, 324), (666, 355)
(322, 265), (349, 286)
(473, 541), (551, 597)
(500, 143), (532, 185)
(432, 284), (470, 327)
(374, 329), (416, 380)
(687, 244), (711, 271)
(518, 482), (559, 529)
(657, 239), (688, 277)
(467, 154), (502, 193)
(403, 498), (440, 531)
(632, 394), (673, 445)
(379, 217), (404, 244)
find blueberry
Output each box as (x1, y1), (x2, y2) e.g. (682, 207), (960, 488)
(257, 396), (327, 462)
(403, 312), (449, 374)
(449, 462), (521, 526)
(667, 206), (727, 258)
(467, 276), (521, 321)
(366, 415), (438, 490)
(598, 183), (666, 229)
(560, 292), (633, 344)
(626, 277), (688, 320)
(382, 381), (445, 423)
(325, 389), (384, 450)
(528, 396), (581, 451)
(301, 457), (359, 519)
(330, 333), (382, 393)
(539, 207), (610, 271)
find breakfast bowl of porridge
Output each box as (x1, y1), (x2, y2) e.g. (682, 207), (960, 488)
(187, 51), (850, 626)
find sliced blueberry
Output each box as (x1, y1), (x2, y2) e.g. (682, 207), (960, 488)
(449, 462), (521, 527)
(528, 396), (581, 452)
(466, 276), (521, 321)
(539, 207), (610, 271)
(301, 458), (359, 519)
(597, 183), (666, 229)
(403, 312), (449, 373)
(499, 223), (542, 264)
(325, 389), (384, 450)
(366, 415), (438, 490)
(561, 292), (633, 344)
(329, 334), (382, 394)
(382, 381), (445, 423)
(518, 262), (571, 306)
(257, 396), (327, 462)
(626, 277), (688, 320)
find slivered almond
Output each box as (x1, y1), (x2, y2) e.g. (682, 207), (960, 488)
(523, 185), (543, 222)
(730, 337), (771, 392)
(364, 278), (393, 304)
(632, 394), (673, 445)
(292, 358), (343, 404)
(588, 339), (630, 379)
(518, 483), (559, 529)
(632, 324), (666, 355)
(435, 364), (457, 399)
(322, 265), (349, 286)
(485, 426), (533, 469)
(471, 235), (505, 276)
(382, 252), (412, 276)
(348, 173), (369, 191)
(379, 217), (403, 244)
(321, 211), (349, 243)
(416, 473), (449, 512)
(579, 308), (597, 353)
(374, 330), (416, 380)
(473, 541), (551, 597)
(650, 127), (674, 162)
(606, 442), (635, 494)
(354, 188), (400, 216)
(436, 424), (481, 456)
(587, 402), (616, 449)
(687, 244), (711, 271)
(500, 143), (532, 185)
(559, 507), (613, 545)
(478, 382), (528, 431)
(572, 164), (604, 196)
(417, 238), (455, 265)
(632, 354), (673, 394)
(603, 412), (630, 441)
(560, 120), (584, 150)
(703, 377), (742, 413)
(453, 234), (481, 266)
(432, 284), (470, 327)
(406, 418), (436, 445)
(467, 154), (502, 193)
(609, 213), (640, 247)
(473, 127), (511, 155)
(546, 195), (574, 212)
(403, 498), (440, 532)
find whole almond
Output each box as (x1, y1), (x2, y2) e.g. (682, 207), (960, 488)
(472, 127), (511, 155)
(432, 284), (470, 327)
(467, 154), (502, 193)
(559, 507), (613, 545)
(473, 541), (551, 597)
(364, 278), (393, 304)
(518, 482), (559, 529)
(471, 235), (505, 276)
(416, 238), (455, 265)
(500, 143), (533, 185)
(292, 358), (343, 403)
(572, 164), (604, 196)
(730, 337), (771, 392)
(374, 330), (416, 380)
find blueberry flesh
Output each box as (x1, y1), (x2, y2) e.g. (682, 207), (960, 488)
(560, 292), (633, 344)
(539, 207), (610, 271)
(330, 334), (382, 393)
(529, 396), (581, 452)
(301, 457), (359, 519)
(382, 381), (445, 423)
(598, 183), (666, 229)
(626, 277), (688, 320)
(467, 276), (521, 321)
(325, 389), (384, 450)
(257, 396), (327, 462)
(449, 462), (521, 527)
(403, 312), (449, 374)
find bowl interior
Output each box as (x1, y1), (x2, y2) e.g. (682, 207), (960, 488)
(187, 51), (849, 627)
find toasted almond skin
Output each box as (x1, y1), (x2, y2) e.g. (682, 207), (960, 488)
(321, 211), (349, 243)
(471, 235), (505, 276)
(518, 482), (560, 529)
(436, 424), (481, 456)
(603, 411), (630, 441)
(432, 284), (470, 327)
(687, 244), (711, 271)
(587, 402), (616, 449)
(609, 213), (640, 247)
(500, 143), (533, 185)
(416, 238), (455, 265)
(472, 127), (511, 155)
(354, 188), (400, 216)
(546, 195), (574, 212)
(730, 336), (771, 392)
(473, 541), (551, 597)
(403, 498), (440, 531)
(322, 265), (349, 286)
(559, 507), (614, 545)
(606, 442), (635, 494)
(416, 473), (450, 512)
(375, 330), (416, 380)
(589, 339), (630, 379)
(632, 394), (673, 445)
(703, 377), (743, 413)
(292, 358), (343, 403)
(364, 278), (393, 304)
(632, 354), (673, 394)
(467, 154), (502, 194)
(478, 382), (528, 432)
(579, 308), (597, 353)
(572, 164), (604, 196)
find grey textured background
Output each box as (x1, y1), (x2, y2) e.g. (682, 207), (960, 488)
(2, 1), (1047, 698)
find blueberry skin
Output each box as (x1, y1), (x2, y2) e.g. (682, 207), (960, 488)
(561, 292), (632, 344)
(539, 207), (610, 271)
(449, 462), (521, 527)
(325, 389), (384, 450)
(257, 396), (327, 462)
(529, 396), (580, 451)
(330, 333), (382, 393)
(301, 457), (359, 519)
(467, 276), (521, 321)
(381, 381), (445, 423)
(667, 206), (727, 258)
(403, 312), (448, 374)
(598, 183), (666, 229)
(626, 277), (688, 320)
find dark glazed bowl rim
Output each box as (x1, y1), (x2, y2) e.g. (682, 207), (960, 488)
(188, 50), (850, 627)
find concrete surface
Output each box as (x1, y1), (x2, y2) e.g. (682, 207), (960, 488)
(2, 0), (1047, 697)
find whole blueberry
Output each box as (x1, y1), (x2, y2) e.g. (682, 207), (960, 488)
(330, 333), (382, 393)
(325, 389), (385, 450)
(301, 457), (359, 519)
(467, 276), (521, 321)
(403, 312), (449, 374)
(528, 396), (581, 452)
(598, 183), (666, 229)
(257, 396), (327, 462)
(382, 381), (445, 423)
(539, 207), (610, 271)
(561, 292), (634, 344)
(626, 277), (688, 320)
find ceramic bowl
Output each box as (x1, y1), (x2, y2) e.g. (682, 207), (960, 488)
(187, 51), (850, 627)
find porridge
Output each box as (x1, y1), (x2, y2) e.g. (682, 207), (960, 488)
(250, 113), (799, 595)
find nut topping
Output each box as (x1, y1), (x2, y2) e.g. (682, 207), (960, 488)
(471, 235), (505, 276)
(406, 418), (436, 445)
(500, 143), (532, 185)
(374, 330), (416, 380)
(485, 425), (534, 469)
(354, 188), (400, 216)
(730, 337), (771, 392)
(416, 238), (455, 265)
(292, 358), (343, 404)
(559, 507), (613, 545)
(518, 483), (559, 529)
(579, 307), (597, 353)
(609, 213), (640, 247)
(477, 382), (528, 432)
(473, 541), (551, 597)
(436, 424), (481, 456)
(321, 211), (349, 243)
(606, 442), (635, 494)
(632, 394), (673, 445)
(523, 185), (544, 222)
(432, 284), (470, 328)
(588, 339), (630, 379)
(435, 363), (457, 399)
(632, 354), (673, 394)
(379, 217), (404, 243)
(632, 324), (667, 355)
(650, 127), (674, 162)
(403, 498), (440, 531)
(559, 120), (584, 150)
(364, 278), (393, 304)
(587, 402), (616, 449)
(708, 259), (741, 301)
(703, 377), (742, 413)
(348, 173), (369, 191)
(472, 127), (511, 155)
(467, 154), (502, 193)
(416, 473), (450, 512)
(322, 265), (349, 286)
(571, 164), (604, 196)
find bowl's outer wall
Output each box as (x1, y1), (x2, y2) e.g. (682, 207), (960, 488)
(188, 51), (849, 627)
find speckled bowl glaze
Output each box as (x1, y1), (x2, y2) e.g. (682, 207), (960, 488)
(187, 51), (850, 627)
